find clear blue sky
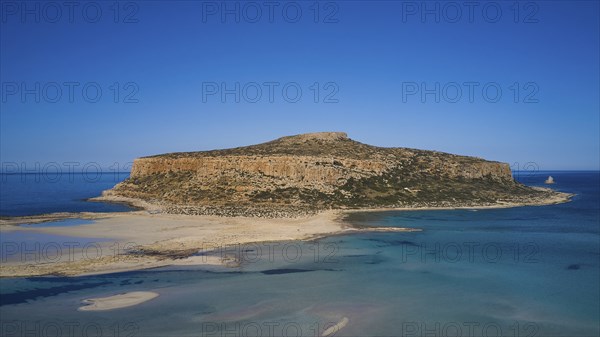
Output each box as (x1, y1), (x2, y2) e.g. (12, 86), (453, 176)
(1, 1), (598, 171)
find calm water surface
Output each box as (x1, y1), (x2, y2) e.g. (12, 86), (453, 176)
(0, 171), (598, 336)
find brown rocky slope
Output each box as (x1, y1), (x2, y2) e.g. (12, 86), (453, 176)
(100, 132), (569, 217)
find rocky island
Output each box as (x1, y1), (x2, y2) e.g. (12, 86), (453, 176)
(1, 132), (572, 277)
(98, 132), (569, 217)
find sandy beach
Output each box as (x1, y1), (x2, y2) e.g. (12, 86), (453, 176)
(0, 210), (350, 277)
(0, 189), (572, 278)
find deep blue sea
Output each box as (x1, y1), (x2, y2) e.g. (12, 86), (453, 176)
(0, 172), (132, 216)
(0, 171), (598, 336)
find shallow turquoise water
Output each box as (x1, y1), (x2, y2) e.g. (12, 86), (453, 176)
(0, 171), (598, 336)
(0, 225), (109, 263)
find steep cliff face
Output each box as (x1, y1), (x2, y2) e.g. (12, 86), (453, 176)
(104, 132), (555, 216)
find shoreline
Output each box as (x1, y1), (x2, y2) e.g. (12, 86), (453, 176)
(0, 210), (349, 277)
(89, 186), (573, 217)
(2, 187), (571, 227)
(339, 189), (574, 215)
(0, 190), (573, 278)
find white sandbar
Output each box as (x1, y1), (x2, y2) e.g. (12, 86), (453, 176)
(78, 291), (159, 311)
